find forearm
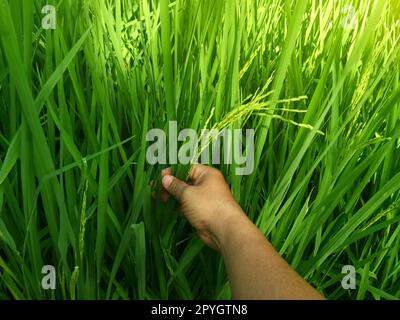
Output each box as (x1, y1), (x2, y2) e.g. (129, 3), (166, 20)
(216, 211), (324, 300)
(160, 165), (324, 299)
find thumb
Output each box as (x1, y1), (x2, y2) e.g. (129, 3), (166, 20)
(162, 175), (189, 201)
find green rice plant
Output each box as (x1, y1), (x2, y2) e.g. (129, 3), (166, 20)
(0, 0), (399, 300)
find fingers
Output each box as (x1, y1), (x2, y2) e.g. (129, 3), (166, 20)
(162, 175), (189, 202)
(161, 167), (172, 177)
(154, 165), (221, 202)
(161, 167), (172, 201)
(151, 167), (173, 202)
(150, 180), (157, 200)
(188, 164), (223, 185)
(188, 164), (210, 183)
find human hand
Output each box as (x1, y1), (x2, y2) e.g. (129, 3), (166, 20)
(155, 165), (325, 300)
(158, 165), (247, 251)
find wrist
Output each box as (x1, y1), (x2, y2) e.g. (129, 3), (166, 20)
(210, 205), (252, 253)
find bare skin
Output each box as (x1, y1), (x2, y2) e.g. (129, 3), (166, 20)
(157, 164), (325, 300)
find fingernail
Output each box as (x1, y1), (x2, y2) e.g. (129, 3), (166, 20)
(162, 175), (173, 189)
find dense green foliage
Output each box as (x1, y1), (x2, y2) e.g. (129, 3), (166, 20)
(0, 0), (399, 299)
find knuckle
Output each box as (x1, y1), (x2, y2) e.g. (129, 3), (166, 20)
(211, 168), (224, 179)
(190, 164), (207, 179)
(189, 165), (199, 178)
